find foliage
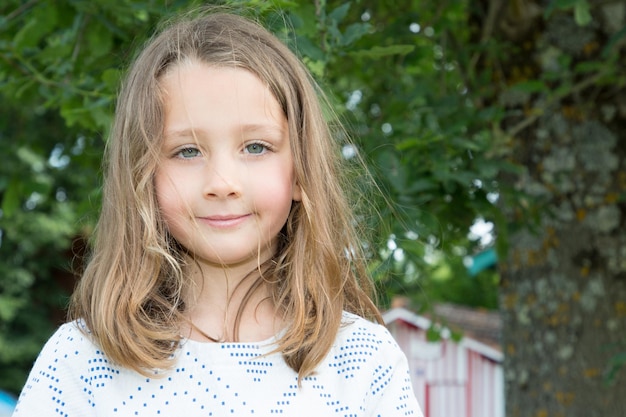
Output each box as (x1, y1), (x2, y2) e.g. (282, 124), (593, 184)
(0, 0), (177, 392)
(0, 0), (569, 393)
(0, 0), (508, 391)
(605, 344), (626, 386)
(303, 1), (512, 310)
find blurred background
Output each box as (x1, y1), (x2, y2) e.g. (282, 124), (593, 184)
(0, 0), (624, 416)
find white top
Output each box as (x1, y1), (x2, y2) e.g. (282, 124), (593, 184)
(13, 313), (423, 416)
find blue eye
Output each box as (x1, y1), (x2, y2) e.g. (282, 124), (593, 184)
(245, 143), (266, 154)
(176, 147), (200, 159)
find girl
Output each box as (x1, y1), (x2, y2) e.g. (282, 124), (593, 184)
(13, 10), (422, 417)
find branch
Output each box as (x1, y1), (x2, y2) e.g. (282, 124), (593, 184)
(4, 0), (39, 23)
(468, 0), (502, 77)
(71, 13), (90, 64)
(2, 51), (108, 99)
(506, 70), (611, 137)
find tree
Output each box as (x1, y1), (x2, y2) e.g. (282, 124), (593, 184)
(3, 1), (623, 414)
(470, 1), (626, 415)
(0, 0), (177, 392)
(311, 0), (626, 414)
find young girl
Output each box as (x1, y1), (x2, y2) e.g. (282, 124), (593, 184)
(13, 10), (422, 417)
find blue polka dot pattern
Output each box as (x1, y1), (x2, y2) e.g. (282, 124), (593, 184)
(13, 313), (423, 416)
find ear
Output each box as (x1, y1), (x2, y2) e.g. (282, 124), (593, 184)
(292, 181), (302, 202)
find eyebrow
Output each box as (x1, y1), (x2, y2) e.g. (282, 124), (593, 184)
(164, 123), (286, 140)
(239, 123), (286, 136)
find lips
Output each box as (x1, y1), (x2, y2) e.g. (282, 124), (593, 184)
(198, 214), (251, 229)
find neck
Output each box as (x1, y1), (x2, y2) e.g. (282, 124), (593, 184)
(181, 259), (280, 343)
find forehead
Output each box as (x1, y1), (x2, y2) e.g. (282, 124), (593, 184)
(159, 62), (287, 138)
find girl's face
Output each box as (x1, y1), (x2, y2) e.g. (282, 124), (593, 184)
(155, 63), (301, 271)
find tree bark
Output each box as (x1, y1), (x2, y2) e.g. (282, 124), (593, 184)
(491, 2), (626, 416)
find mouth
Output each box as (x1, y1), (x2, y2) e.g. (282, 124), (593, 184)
(198, 214), (251, 229)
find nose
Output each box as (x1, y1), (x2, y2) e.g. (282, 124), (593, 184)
(202, 155), (241, 199)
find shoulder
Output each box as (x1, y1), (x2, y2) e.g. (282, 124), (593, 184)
(36, 320), (102, 361)
(324, 312), (423, 415)
(21, 319), (109, 384)
(329, 311), (408, 371)
(337, 311), (400, 350)
(12, 320), (111, 416)
(45, 319), (95, 344)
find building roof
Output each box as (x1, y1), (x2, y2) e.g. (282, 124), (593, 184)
(383, 306), (503, 362)
(431, 303), (502, 349)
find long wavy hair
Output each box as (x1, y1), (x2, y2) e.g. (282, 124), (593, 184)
(69, 10), (381, 379)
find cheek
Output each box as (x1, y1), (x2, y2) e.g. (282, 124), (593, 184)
(254, 164), (295, 194)
(251, 167), (297, 214)
(155, 177), (195, 246)
(155, 171), (183, 223)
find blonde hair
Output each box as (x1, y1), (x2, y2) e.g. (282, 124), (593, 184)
(69, 10), (381, 379)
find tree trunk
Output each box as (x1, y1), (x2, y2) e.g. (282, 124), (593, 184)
(490, 2), (626, 416)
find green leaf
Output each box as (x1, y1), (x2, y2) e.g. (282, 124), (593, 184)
(90, 103), (113, 131)
(605, 351), (626, 385)
(102, 68), (122, 90)
(450, 329), (464, 343)
(294, 35), (326, 61)
(574, 1), (592, 26)
(14, 78), (36, 99)
(0, 296), (25, 321)
(451, 136), (484, 152)
(12, 3), (58, 49)
(405, 179), (438, 194)
(377, 151), (407, 192)
(86, 21), (114, 60)
(574, 60), (606, 74)
(17, 147), (46, 173)
(602, 25), (626, 58)
(13, 19), (40, 49)
(350, 45), (415, 59)
(511, 80), (549, 93)
(1, 179), (21, 218)
(544, 0), (580, 18)
(328, 2), (351, 24)
(341, 22), (371, 46)
(426, 325), (442, 342)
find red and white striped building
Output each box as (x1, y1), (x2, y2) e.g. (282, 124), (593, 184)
(384, 306), (504, 417)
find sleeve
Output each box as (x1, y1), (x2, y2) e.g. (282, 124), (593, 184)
(12, 323), (97, 417)
(365, 327), (425, 417)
